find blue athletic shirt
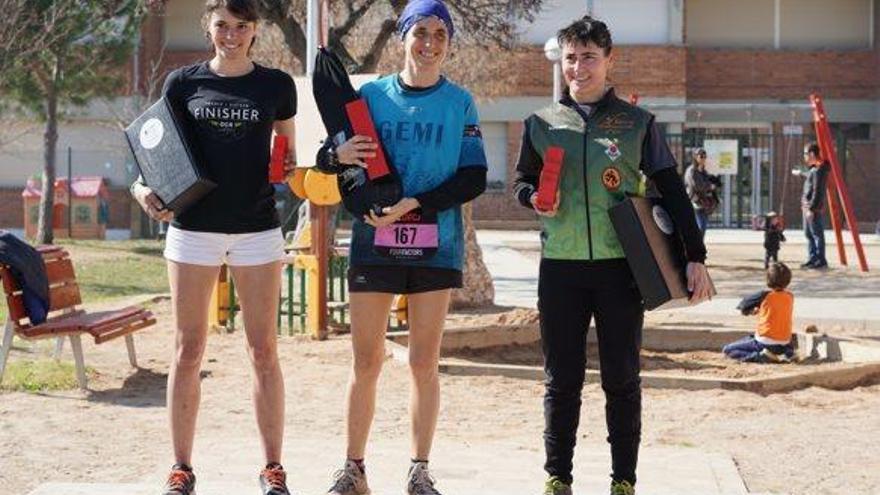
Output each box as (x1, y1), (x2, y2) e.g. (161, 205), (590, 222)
(349, 75), (487, 270)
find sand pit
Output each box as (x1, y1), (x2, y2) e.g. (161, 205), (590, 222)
(444, 341), (859, 379)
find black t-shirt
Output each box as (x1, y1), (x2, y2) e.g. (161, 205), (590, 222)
(163, 61), (297, 233)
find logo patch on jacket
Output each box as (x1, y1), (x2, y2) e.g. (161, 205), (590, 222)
(597, 112), (636, 133)
(595, 138), (622, 161)
(601, 167), (622, 191)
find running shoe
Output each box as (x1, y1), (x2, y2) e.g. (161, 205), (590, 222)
(406, 461), (441, 495)
(161, 464), (195, 495)
(327, 459), (371, 495)
(610, 480), (636, 495)
(259, 463), (291, 495)
(543, 476), (572, 495)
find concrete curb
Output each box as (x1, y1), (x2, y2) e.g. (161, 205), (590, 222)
(436, 360), (880, 393)
(386, 324), (880, 393)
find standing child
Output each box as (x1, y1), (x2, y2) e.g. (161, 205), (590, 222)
(723, 262), (795, 363)
(763, 212), (785, 269)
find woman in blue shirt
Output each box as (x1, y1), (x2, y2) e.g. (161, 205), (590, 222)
(317, 2), (486, 494)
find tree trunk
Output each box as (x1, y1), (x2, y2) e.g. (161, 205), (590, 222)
(36, 58), (60, 245)
(277, 18), (307, 72)
(451, 202), (494, 309)
(354, 19), (397, 73)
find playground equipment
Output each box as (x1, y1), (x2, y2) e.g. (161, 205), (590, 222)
(628, 92), (869, 272)
(22, 177), (110, 240)
(303, 168), (342, 205)
(211, 249), (407, 337)
(809, 94), (869, 272)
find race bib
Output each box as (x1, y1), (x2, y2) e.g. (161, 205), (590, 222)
(373, 208), (438, 261)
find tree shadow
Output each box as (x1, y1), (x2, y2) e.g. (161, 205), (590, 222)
(131, 246), (165, 257)
(86, 368), (212, 408)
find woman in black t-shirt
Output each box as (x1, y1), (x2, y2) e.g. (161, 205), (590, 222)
(130, 2), (295, 494)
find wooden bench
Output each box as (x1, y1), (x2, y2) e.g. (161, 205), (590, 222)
(0, 246), (156, 390)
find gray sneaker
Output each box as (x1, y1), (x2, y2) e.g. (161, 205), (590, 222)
(327, 460), (371, 495)
(406, 462), (441, 495)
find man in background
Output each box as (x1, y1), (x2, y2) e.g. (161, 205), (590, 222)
(798, 142), (829, 269)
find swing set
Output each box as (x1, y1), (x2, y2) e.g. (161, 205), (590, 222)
(630, 92), (869, 272)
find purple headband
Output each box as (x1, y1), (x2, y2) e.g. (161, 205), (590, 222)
(397, 0), (455, 40)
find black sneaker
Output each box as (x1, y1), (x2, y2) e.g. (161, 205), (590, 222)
(260, 463), (291, 495)
(162, 464), (196, 495)
(800, 260), (816, 268)
(809, 261), (828, 270)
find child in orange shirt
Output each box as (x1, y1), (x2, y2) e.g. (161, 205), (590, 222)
(724, 262), (795, 363)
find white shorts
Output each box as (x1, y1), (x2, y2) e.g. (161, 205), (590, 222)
(164, 226), (285, 267)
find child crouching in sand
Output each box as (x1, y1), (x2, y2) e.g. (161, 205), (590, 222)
(724, 262), (795, 363)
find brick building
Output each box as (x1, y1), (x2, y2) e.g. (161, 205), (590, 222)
(1, 0), (878, 231)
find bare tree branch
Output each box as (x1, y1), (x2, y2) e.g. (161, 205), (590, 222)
(256, 0), (542, 78)
(354, 18), (397, 73)
(330, 0), (380, 40)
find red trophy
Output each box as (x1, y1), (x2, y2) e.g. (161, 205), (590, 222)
(312, 47), (402, 218)
(535, 146), (565, 211)
(269, 134), (288, 184)
(344, 99), (390, 180)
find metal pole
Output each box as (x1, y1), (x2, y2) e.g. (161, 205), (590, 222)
(553, 62), (561, 103)
(306, 0), (319, 75)
(67, 146), (72, 238)
(306, 0), (329, 339)
(722, 175), (731, 227)
(811, 94), (869, 271)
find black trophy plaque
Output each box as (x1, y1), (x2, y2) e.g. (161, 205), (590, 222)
(609, 196), (715, 310)
(124, 96), (215, 214)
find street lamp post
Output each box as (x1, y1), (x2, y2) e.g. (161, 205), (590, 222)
(544, 37), (562, 102)
(306, 0), (329, 339)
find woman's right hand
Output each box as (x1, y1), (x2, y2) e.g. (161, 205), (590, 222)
(133, 184), (174, 222)
(336, 135), (378, 168)
(530, 192), (560, 217)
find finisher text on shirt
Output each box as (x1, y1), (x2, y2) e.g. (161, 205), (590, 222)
(192, 105), (261, 122)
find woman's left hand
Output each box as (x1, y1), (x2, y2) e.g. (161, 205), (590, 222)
(283, 148), (296, 178)
(686, 262), (713, 304)
(364, 198), (420, 228)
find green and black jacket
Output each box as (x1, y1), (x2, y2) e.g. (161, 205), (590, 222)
(513, 88), (706, 263)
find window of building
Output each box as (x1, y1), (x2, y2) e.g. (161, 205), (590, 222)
(780, 0), (873, 49)
(687, 0), (775, 48)
(74, 205), (91, 224)
(592, 0), (670, 44)
(831, 123), (872, 141)
(481, 122), (509, 191)
(518, 0), (671, 45)
(688, 0), (873, 49)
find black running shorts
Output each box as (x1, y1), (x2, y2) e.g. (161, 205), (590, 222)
(348, 265), (463, 294)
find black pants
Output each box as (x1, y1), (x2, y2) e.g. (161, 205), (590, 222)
(764, 249), (778, 269)
(539, 258), (644, 486)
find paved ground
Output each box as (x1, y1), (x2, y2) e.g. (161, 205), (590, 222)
(21, 227), (879, 495)
(28, 438), (749, 495)
(478, 229), (880, 328)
